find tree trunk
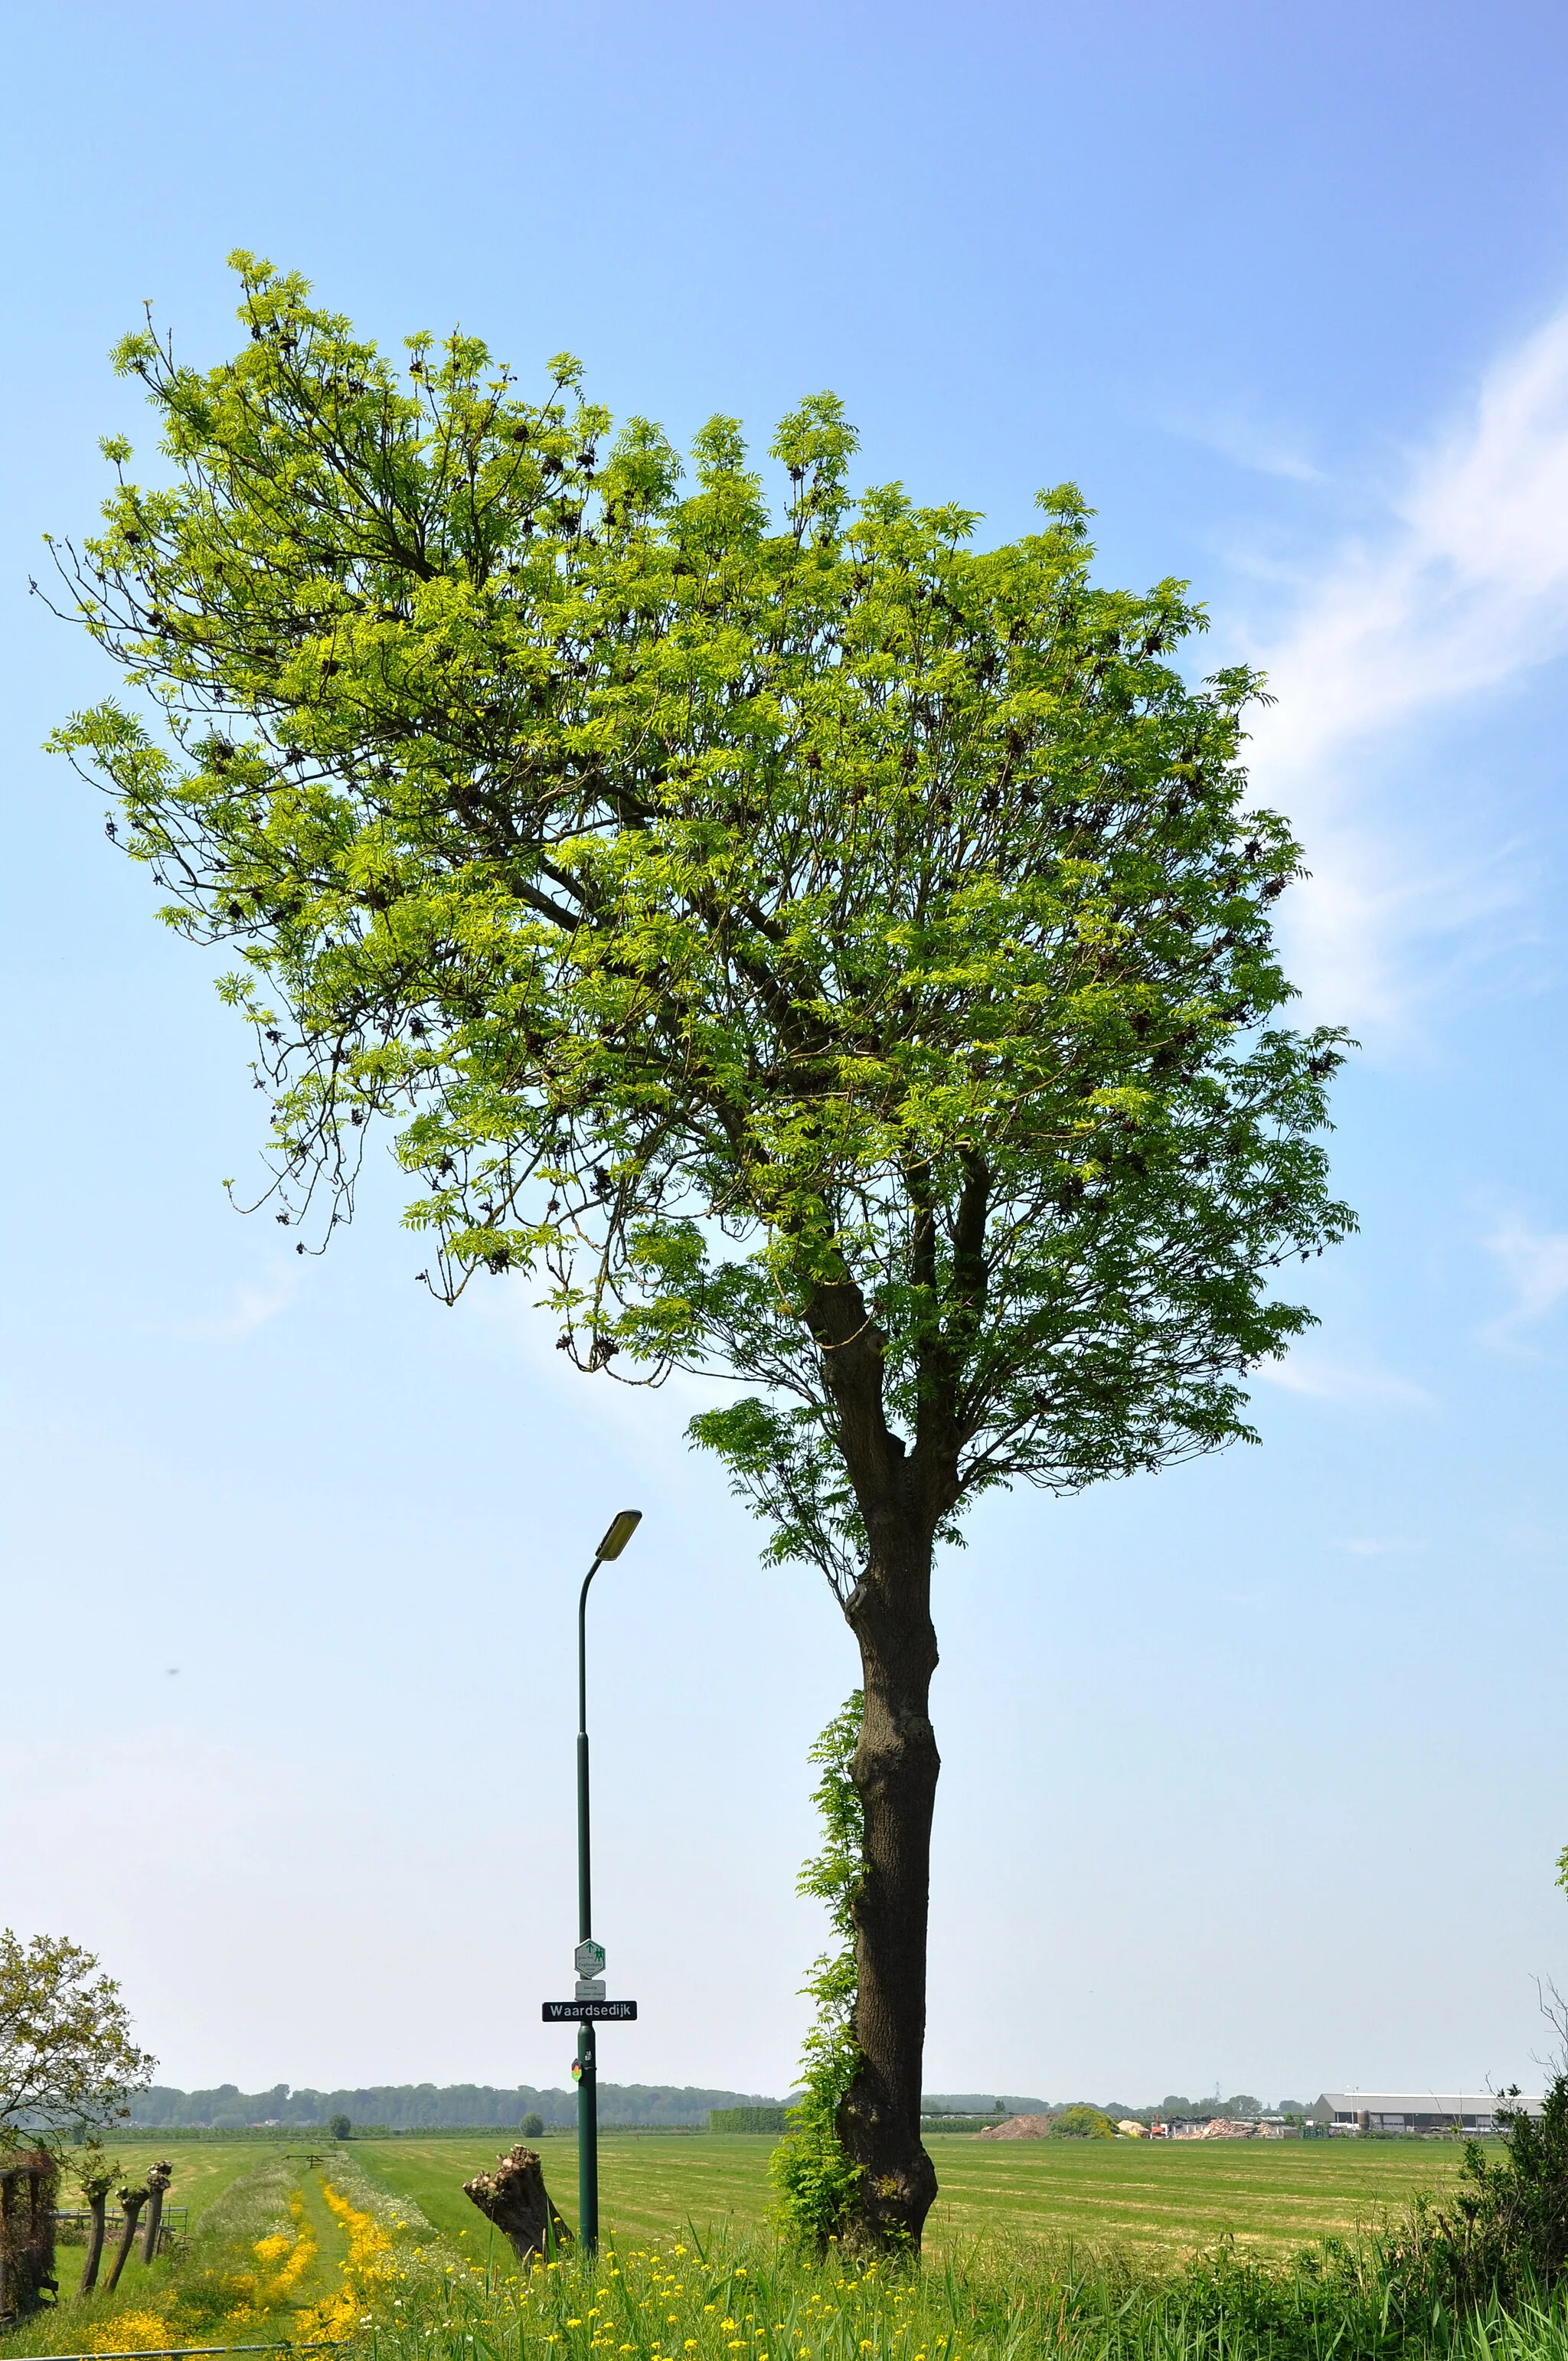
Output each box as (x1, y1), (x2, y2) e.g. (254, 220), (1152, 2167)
(78, 2189), (109, 2296)
(462, 2146), (571, 2263)
(140, 2165), (172, 2265)
(103, 2190), (149, 2294)
(835, 1520), (942, 2249)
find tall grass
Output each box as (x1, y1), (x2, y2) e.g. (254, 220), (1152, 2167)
(328, 2222), (1568, 2361)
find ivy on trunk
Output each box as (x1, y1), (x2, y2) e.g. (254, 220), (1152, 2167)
(50, 255), (1353, 2248)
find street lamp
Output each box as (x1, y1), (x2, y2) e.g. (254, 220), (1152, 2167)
(572, 1508), (641, 2252)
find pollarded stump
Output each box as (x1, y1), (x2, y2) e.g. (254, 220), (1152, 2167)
(463, 2145), (572, 2263)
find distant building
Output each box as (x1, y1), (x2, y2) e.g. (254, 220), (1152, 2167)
(1310, 2092), (1542, 2135)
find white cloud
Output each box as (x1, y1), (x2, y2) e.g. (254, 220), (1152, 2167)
(1338, 1536), (1427, 1558)
(1485, 1213), (1568, 1337)
(1253, 1352), (1435, 1409)
(1240, 307), (1568, 1030)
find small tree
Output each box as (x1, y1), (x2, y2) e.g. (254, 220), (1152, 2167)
(0, 1932), (153, 2145)
(103, 2181), (149, 2294)
(139, 2158), (173, 2262)
(519, 2112), (544, 2140)
(73, 2144), (119, 2295)
(48, 257), (1351, 2245)
(328, 2113), (352, 2141)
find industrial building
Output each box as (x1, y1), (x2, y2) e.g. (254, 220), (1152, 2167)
(1310, 2092), (1541, 2134)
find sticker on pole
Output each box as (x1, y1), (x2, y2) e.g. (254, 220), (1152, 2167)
(543, 1999), (638, 2022)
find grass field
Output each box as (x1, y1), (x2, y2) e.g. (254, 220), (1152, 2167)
(0, 2130), (1512, 2361)
(356, 2128), (1465, 2262)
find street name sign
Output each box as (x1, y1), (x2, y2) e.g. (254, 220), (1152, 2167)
(543, 1999), (638, 2023)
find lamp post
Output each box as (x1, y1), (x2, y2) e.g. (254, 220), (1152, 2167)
(573, 1507), (642, 2253)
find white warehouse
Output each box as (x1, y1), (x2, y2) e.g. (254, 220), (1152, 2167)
(1311, 2093), (1542, 2134)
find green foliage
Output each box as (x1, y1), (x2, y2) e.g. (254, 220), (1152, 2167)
(770, 1695), (865, 2250)
(1439, 2078), (1568, 2302)
(329, 2112), (352, 2141)
(709, 2108), (786, 2134)
(49, 255), (1353, 1605)
(1050, 2105), (1119, 2139)
(0, 1928), (154, 2142)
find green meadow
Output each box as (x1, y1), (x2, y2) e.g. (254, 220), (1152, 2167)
(357, 2128), (1461, 2262)
(0, 2128), (1522, 2361)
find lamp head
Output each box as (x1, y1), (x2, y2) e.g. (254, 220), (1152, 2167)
(595, 1509), (642, 1562)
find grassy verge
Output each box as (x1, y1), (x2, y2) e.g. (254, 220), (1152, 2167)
(288, 2213), (1568, 2361)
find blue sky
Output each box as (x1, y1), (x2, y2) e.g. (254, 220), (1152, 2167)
(4, 0), (1568, 2112)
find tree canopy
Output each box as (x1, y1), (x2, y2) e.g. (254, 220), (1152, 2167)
(51, 253), (1351, 1598)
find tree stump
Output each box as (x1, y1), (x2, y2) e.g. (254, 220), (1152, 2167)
(462, 2146), (571, 2262)
(103, 2186), (149, 2294)
(140, 2163), (173, 2265)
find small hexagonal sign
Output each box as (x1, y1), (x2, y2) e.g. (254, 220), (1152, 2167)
(575, 1939), (606, 1978)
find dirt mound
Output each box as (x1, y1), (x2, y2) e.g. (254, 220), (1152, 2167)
(977, 2112), (1056, 2140)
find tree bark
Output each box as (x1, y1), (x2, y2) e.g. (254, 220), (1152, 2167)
(139, 2164), (172, 2265)
(802, 1257), (962, 2252)
(835, 1522), (942, 2248)
(77, 2186), (109, 2296)
(103, 2189), (149, 2294)
(462, 2147), (571, 2263)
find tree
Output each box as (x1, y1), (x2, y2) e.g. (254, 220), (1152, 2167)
(103, 2180), (149, 2293)
(73, 2144), (119, 2295)
(47, 256), (1351, 2247)
(139, 2157), (173, 2263)
(0, 1932), (154, 2144)
(328, 2112), (352, 2141)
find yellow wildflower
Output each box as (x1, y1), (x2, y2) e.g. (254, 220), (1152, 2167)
(90, 2310), (170, 2353)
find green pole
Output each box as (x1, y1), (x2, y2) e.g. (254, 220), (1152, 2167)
(577, 1563), (600, 2253)
(571, 1511), (641, 2259)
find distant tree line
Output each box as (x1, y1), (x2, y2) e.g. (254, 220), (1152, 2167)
(126, 2082), (782, 2130)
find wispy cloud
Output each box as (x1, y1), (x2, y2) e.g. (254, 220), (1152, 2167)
(1254, 1351), (1436, 1409)
(172, 1274), (299, 1341)
(1485, 1213), (1568, 1339)
(1162, 402), (1325, 484)
(1241, 308), (1568, 1030)
(1338, 1536), (1428, 1558)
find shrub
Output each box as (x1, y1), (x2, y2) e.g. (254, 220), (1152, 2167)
(1052, 2105), (1118, 2139)
(521, 2113), (544, 2139)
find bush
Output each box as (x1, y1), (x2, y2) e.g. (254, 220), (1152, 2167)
(520, 2112), (544, 2139)
(1052, 2105), (1118, 2139)
(329, 2113), (352, 2141)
